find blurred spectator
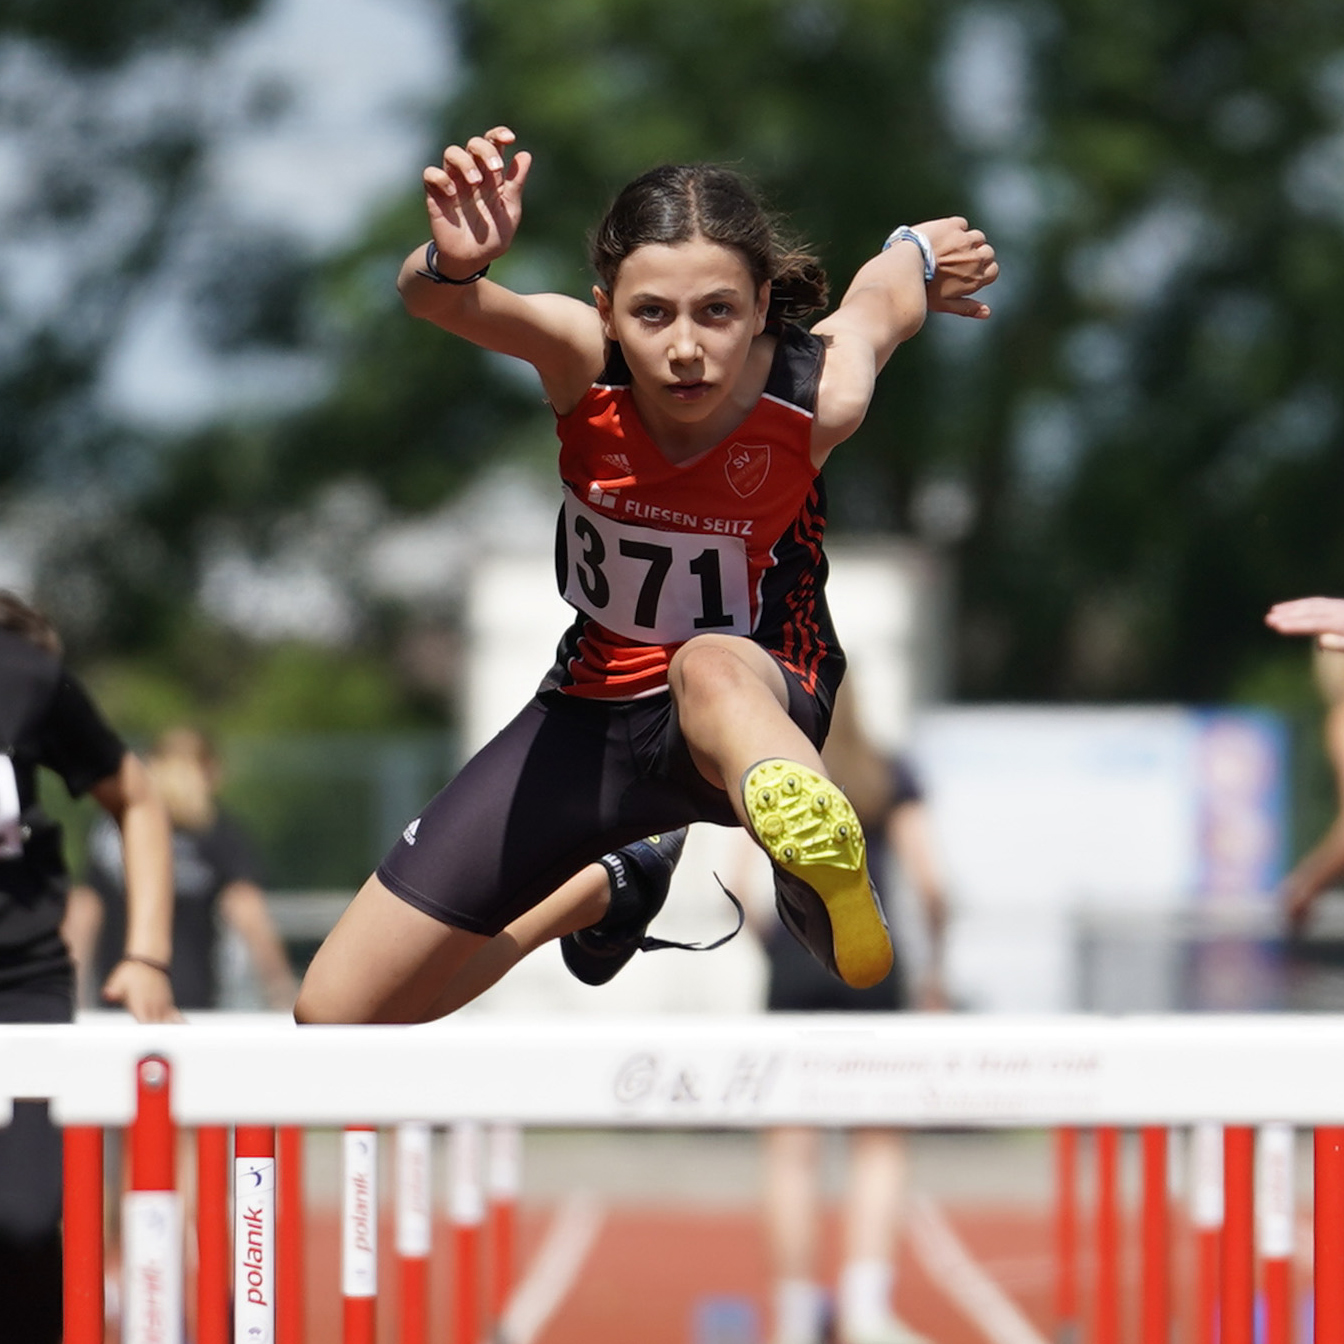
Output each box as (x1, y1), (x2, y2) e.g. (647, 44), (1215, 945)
(743, 686), (949, 1344)
(1265, 599), (1344, 932)
(67, 726), (297, 1012)
(0, 590), (178, 1344)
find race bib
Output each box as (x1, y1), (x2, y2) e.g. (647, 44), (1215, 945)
(560, 490), (751, 643)
(0, 756), (21, 859)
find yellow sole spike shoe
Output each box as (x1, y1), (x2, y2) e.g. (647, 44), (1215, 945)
(741, 758), (894, 989)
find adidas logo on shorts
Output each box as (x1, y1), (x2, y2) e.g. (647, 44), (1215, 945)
(402, 817), (420, 846)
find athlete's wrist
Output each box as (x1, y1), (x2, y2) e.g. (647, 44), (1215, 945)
(881, 226), (936, 282)
(415, 240), (491, 286)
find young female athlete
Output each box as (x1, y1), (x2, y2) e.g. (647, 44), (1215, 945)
(294, 126), (997, 1026)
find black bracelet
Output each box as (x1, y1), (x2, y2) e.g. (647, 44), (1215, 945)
(122, 954), (171, 977)
(414, 240), (490, 286)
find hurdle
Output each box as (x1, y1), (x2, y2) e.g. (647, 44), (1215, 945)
(7, 1012), (1344, 1342)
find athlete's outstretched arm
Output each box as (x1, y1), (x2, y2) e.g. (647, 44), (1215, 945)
(396, 126), (605, 410)
(1266, 597), (1344, 651)
(810, 217), (997, 460)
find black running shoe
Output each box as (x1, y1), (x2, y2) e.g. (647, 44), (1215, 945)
(561, 830), (689, 986)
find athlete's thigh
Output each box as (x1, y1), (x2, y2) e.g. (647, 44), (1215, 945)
(295, 873), (488, 1024)
(378, 693), (631, 935)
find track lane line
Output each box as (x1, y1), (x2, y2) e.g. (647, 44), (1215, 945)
(497, 1190), (606, 1344)
(907, 1194), (1050, 1344)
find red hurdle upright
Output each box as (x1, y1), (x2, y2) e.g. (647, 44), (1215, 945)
(1092, 1126), (1121, 1344)
(1222, 1125), (1255, 1344)
(1317, 1127), (1344, 1343)
(62, 1124), (104, 1344)
(278, 1125), (306, 1344)
(196, 1125), (229, 1344)
(1139, 1127), (1168, 1344)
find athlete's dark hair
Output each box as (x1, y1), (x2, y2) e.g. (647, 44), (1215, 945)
(590, 164), (829, 322)
(0, 590), (62, 656)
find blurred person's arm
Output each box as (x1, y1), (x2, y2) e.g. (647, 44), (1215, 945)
(886, 800), (951, 1009)
(1266, 597), (1344, 651)
(219, 879), (299, 1011)
(90, 753), (182, 1022)
(1282, 701), (1344, 932)
(60, 884), (104, 1010)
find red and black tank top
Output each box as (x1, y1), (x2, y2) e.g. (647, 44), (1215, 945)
(542, 321), (845, 701)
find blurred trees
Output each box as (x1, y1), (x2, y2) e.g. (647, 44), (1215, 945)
(4, 0), (1344, 719)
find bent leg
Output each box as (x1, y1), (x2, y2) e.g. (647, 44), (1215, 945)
(296, 863), (614, 1024)
(668, 635), (825, 822)
(295, 874), (490, 1024)
(671, 636), (891, 988)
(425, 862), (612, 1016)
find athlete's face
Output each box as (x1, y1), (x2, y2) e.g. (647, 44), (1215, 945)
(595, 238), (771, 426)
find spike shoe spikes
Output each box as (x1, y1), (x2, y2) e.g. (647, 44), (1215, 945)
(742, 759), (893, 989)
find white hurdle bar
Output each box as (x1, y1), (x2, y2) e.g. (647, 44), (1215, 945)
(8, 1012), (1344, 1344)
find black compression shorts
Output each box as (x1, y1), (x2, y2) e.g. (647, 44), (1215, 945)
(377, 658), (835, 937)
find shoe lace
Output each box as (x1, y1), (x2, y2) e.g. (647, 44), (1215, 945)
(637, 875), (745, 954)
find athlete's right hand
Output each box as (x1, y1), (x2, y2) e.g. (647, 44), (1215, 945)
(422, 126), (532, 279)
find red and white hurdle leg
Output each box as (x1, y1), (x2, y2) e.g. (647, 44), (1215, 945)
(343, 1125), (379, 1344)
(1191, 1122), (1223, 1344)
(488, 1121), (522, 1332)
(235, 1125), (277, 1344)
(397, 1120), (433, 1344)
(123, 1055), (183, 1344)
(451, 1121), (485, 1344)
(1257, 1122), (1294, 1344)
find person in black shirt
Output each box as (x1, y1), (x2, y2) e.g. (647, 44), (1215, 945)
(743, 687), (949, 1344)
(0, 590), (178, 1344)
(70, 726), (297, 1012)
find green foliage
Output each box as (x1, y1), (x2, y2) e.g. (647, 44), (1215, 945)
(84, 636), (442, 743)
(0, 0), (261, 64)
(7, 0), (1344, 714)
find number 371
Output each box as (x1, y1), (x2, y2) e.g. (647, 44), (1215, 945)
(572, 515), (735, 630)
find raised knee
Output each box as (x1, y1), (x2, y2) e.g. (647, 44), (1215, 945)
(670, 637), (754, 701)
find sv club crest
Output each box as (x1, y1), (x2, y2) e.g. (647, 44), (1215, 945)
(725, 443), (770, 498)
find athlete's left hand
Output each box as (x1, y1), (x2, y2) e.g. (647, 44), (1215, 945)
(915, 217), (998, 318)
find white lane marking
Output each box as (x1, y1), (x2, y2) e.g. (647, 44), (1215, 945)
(907, 1194), (1051, 1344)
(497, 1190), (606, 1344)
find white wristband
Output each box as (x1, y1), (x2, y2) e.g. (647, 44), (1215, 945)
(882, 225), (936, 282)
